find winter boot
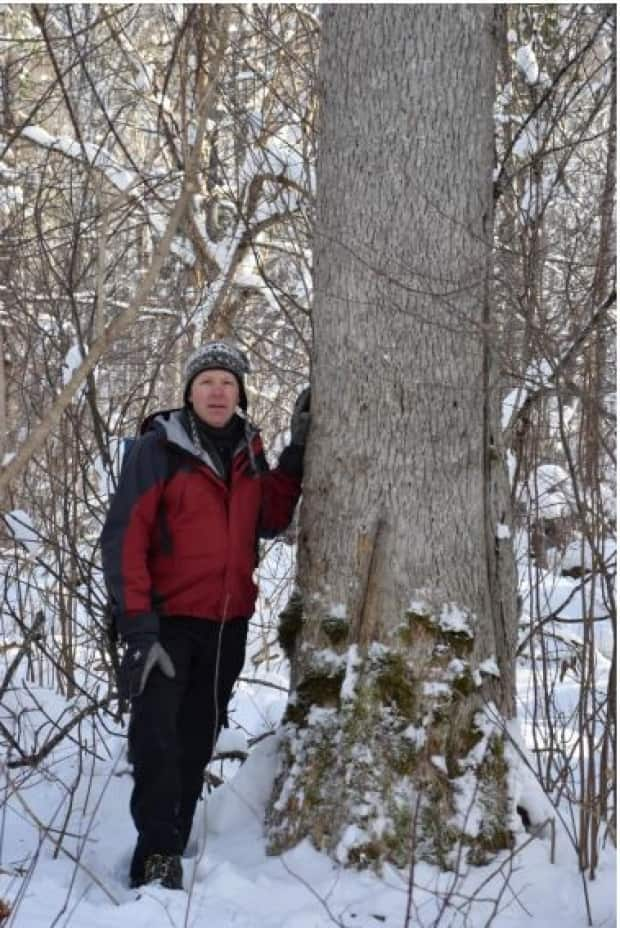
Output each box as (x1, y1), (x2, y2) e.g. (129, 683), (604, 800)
(143, 853), (183, 890)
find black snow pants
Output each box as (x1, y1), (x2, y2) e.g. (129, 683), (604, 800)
(128, 615), (248, 885)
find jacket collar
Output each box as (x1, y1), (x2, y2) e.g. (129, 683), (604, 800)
(141, 408), (259, 478)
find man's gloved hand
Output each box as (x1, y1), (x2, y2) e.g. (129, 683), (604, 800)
(119, 633), (175, 699)
(290, 387), (311, 446)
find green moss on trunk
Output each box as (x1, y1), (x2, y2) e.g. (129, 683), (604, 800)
(268, 602), (514, 871)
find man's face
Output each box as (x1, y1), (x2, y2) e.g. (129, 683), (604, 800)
(189, 369), (239, 427)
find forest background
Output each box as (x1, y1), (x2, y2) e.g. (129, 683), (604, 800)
(0, 4), (615, 927)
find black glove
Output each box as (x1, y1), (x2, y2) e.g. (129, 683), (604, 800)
(119, 632), (175, 699)
(290, 387), (311, 446)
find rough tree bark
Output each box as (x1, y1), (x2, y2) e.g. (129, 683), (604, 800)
(267, 5), (519, 870)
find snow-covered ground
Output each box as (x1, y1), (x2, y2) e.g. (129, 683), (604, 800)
(0, 542), (616, 927)
(0, 660), (616, 928)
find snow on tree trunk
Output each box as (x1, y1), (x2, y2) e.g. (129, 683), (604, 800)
(267, 6), (519, 870)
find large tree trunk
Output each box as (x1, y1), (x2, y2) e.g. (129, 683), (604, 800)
(267, 5), (519, 869)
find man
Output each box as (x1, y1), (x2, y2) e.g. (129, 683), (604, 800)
(100, 340), (309, 890)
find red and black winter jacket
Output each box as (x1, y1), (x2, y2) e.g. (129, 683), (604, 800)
(100, 409), (301, 633)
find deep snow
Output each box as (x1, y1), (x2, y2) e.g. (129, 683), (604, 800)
(0, 538), (616, 927)
(0, 656), (616, 928)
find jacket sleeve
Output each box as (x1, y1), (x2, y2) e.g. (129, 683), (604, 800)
(258, 442), (303, 538)
(100, 433), (169, 626)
